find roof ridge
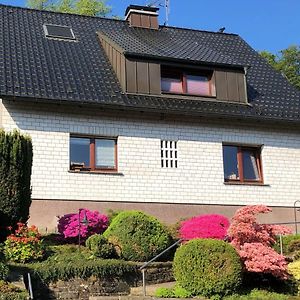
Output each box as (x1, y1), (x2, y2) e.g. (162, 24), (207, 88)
(160, 25), (239, 37)
(0, 3), (240, 36)
(0, 3), (126, 23)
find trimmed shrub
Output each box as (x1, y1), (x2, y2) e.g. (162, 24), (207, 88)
(0, 280), (28, 300)
(0, 263), (8, 281)
(288, 261), (300, 281)
(57, 209), (108, 242)
(154, 287), (174, 298)
(104, 210), (172, 261)
(173, 239), (242, 298)
(4, 223), (44, 263)
(228, 205), (291, 279)
(179, 214), (230, 241)
(85, 234), (115, 258)
(223, 289), (290, 300)
(0, 130), (32, 240)
(274, 234), (300, 255)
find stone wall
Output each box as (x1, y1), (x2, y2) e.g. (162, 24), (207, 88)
(32, 263), (173, 300)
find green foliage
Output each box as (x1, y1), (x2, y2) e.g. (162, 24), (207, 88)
(0, 263), (9, 281)
(173, 239), (242, 298)
(224, 289), (291, 300)
(85, 234), (115, 258)
(4, 223), (44, 263)
(274, 234), (300, 255)
(19, 244), (138, 283)
(0, 280), (28, 300)
(106, 208), (122, 224)
(173, 286), (192, 298)
(154, 287), (174, 298)
(26, 0), (111, 17)
(0, 130), (32, 239)
(103, 210), (172, 261)
(260, 45), (300, 90)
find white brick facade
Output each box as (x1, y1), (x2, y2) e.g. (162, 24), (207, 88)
(1, 99), (300, 207)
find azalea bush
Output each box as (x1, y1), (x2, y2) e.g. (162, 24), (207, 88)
(179, 214), (230, 241)
(4, 223), (44, 263)
(57, 209), (108, 242)
(227, 205), (291, 279)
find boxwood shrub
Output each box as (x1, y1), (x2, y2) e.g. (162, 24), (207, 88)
(103, 210), (172, 261)
(85, 234), (115, 258)
(173, 239), (242, 298)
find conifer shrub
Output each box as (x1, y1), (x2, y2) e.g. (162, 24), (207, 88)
(173, 239), (242, 298)
(179, 214), (230, 241)
(0, 130), (32, 240)
(103, 211), (172, 261)
(85, 234), (115, 258)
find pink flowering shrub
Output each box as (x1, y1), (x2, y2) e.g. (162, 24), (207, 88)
(179, 214), (230, 241)
(227, 205), (291, 279)
(58, 209), (108, 242)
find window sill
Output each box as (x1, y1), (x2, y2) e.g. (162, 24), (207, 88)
(68, 170), (124, 176)
(224, 182), (270, 187)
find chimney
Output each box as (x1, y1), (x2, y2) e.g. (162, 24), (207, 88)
(125, 5), (159, 30)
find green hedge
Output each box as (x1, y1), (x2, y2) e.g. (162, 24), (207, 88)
(104, 210), (172, 261)
(173, 239), (242, 298)
(0, 130), (32, 239)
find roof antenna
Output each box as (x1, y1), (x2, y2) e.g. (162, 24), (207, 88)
(218, 27), (225, 33)
(146, 0), (170, 26)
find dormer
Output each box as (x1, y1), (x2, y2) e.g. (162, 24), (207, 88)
(98, 5), (248, 104)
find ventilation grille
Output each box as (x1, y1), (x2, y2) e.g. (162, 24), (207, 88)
(161, 140), (178, 168)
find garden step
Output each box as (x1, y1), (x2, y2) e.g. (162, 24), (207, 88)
(130, 281), (176, 296)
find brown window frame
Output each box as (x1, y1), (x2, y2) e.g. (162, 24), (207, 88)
(223, 144), (263, 184)
(161, 66), (214, 97)
(70, 136), (118, 173)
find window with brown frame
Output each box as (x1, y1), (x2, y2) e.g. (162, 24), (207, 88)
(70, 136), (117, 172)
(222, 145), (263, 183)
(161, 66), (214, 97)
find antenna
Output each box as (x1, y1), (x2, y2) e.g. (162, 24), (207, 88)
(146, 0), (170, 25)
(164, 0), (170, 26)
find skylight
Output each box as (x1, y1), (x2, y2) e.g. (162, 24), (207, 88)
(43, 24), (76, 40)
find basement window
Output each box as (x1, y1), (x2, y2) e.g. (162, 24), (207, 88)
(70, 136), (117, 172)
(43, 24), (76, 40)
(161, 66), (215, 97)
(222, 144), (263, 184)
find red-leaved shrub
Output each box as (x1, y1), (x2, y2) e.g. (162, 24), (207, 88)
(58, 209), (108, 242)
(179, 214), (230, 241)
(227, 205), (291, 279)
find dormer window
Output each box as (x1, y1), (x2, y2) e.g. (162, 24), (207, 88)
(161, 66), (215, 97)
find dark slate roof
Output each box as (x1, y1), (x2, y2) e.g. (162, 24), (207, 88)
(0, 4), (300, 124)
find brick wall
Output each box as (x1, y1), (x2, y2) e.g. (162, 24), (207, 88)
(1, 100), (300, 209)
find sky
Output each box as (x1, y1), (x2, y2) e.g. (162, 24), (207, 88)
(0, 0), (299, 53)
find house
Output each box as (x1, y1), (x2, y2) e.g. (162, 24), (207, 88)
(0, 4), (300, 231)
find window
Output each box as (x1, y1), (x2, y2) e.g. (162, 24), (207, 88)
(161, 140), (178, 168)
(222, 145), (263, 183)
(70, 136), (117, 172)
(43, 24), (76, 40)
(161, 66), (214, 97)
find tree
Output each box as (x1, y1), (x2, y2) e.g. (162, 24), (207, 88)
(260, 45), (300, 90)
(0, 130), (33, 241)
(26, 0), (111, 17)
(227, 205), (291, 279)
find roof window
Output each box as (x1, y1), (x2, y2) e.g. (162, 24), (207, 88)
(43, 24), (76, 40)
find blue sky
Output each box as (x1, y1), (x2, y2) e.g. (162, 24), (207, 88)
(1, 0), (299, 53)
